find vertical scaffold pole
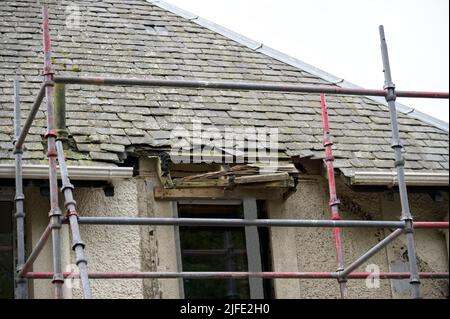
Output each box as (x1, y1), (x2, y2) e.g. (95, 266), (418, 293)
(55, 141), (93, 299)
(43, 4), (64, 299)
(13, 78), (28, 299)
(320, 94), (347, 298)
(379, 25), (421, 299)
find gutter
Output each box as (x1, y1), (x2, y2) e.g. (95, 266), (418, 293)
(147, 0), (449, 132)
(0, 164), (133, 181)
(351, 171), (449, 187)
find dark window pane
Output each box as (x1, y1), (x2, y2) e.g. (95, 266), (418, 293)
(179, 205), (250, 299)
(0, 202), (14, 299)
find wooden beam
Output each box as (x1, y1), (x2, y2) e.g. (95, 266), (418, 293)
(155, 157), (174, 188)
(154, 187), (287, 200)
(234, 172), (289, 184)
(173, 179), (230, 188)
(172, 177), (294, 189)
(240, 179), (295, 189)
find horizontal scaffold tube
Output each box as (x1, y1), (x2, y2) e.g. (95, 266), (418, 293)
(413, 222), (449, 229)
(53, 76), (450, 99)
(25, 271), (449, 280)
(77, 217), (404, 228)
(74, 217), (449, 229)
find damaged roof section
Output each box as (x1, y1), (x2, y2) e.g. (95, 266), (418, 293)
(154, 161), (299, 200)
(168, 163), (297, 188)
(0, 0), (448, 178)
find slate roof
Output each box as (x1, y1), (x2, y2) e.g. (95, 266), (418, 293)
(0, 0), (448, 176)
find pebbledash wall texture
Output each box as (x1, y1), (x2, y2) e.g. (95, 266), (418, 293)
(25, 158), (449, 299)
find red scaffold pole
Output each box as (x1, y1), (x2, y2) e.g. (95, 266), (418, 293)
(320, 94), (347, 298)
(42, 4), (64, 299)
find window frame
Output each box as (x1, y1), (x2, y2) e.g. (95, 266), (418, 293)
(175, 198), (264, 299)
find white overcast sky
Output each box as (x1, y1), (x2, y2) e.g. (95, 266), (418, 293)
(166, 0), (449, 123)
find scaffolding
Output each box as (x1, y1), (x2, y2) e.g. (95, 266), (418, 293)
(11, 5), (449, 299)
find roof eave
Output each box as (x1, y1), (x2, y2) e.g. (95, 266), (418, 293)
(0, 164), (133, 181)
(350, 170), (449, 187)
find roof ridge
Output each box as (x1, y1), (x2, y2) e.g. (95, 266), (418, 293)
(147, 0), (449, 132)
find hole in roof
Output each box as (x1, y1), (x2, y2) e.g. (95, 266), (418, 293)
(145, 24), (169, 35)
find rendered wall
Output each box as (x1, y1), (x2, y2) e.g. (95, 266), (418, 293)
(383, 192), (448, 299)
(26, 159), (181, 299)
(138, 157), (183, 299)
(25, 186), (72, 299)
(26, 162), (448, 299)
(268, 174), (449, 299)
(26, 180), (142, 299)
(73, 179), (142, 299)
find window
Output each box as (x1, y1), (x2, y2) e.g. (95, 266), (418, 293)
(178, 200), (274, 299)
(0, 201), (14, 299)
